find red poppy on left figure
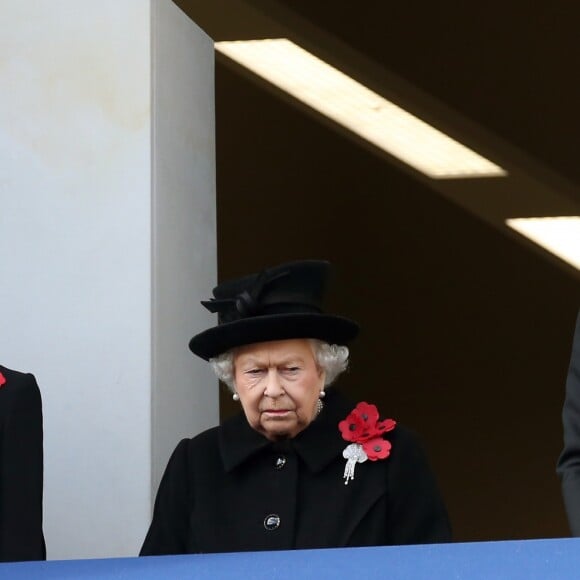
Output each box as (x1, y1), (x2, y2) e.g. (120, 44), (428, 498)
(0, 372), (6, 387)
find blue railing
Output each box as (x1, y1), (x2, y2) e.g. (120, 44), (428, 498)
(2, 538), (579, 579)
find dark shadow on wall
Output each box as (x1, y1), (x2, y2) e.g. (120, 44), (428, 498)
(215, 63), (580, 542)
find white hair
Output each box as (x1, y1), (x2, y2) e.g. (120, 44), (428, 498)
(209, 339), (350, 392)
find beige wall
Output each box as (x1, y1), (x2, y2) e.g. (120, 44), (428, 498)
(0, 0), (217, 559)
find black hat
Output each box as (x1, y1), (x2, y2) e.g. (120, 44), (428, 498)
(189, 260), (359, 360)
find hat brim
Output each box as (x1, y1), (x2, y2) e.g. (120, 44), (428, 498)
(189, 313), (359, 360)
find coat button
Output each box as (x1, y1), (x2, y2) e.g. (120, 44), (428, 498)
(274, 456), (286, 469)
(263, 514), (281, 530)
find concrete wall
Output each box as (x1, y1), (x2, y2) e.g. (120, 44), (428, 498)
(0, 0), (217, 559)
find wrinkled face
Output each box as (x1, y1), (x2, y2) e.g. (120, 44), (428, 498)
(233, 339), (326, 441)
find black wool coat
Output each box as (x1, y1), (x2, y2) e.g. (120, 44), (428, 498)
(0, 365), (46, 562)
(140, 390), (451, 555)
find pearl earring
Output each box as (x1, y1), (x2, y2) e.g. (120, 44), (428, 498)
(232, 392), (240, 402)
(319, 390), (326, 399)
(316, 399), (324, 416)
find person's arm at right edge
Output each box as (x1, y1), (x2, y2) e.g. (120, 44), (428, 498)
(557, 310), (580, 535)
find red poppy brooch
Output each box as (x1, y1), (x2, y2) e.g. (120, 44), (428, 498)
(0, 372), (5, 387)
(338, 402), (396, 485)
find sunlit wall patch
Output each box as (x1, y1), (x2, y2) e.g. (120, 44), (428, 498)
(507, 216), (580, 270)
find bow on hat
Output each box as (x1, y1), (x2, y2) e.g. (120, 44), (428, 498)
(201, 268), (291, 323)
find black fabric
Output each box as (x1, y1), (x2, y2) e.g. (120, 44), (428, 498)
(557, 310), (580, 535)
(189, 260), (359, 360)
(0, 366), (46, 562)
(140, 390), (451, 555)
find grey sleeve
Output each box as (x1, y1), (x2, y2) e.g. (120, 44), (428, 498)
(557, 310), (580, 536)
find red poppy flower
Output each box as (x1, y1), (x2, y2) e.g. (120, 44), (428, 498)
(0, 372), (5, 387)
(375, 418), (397, 435)
(353, 402), (380, 425)
(338, 412), (366, 442)
(363, 437), (392, 460)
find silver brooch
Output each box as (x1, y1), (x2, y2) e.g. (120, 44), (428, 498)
(342, 443), (368, 485)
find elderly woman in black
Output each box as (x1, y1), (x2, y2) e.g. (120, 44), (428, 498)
(140, 260), (451, 555)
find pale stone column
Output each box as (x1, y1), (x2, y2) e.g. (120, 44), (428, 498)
(0, 0), (217, 559)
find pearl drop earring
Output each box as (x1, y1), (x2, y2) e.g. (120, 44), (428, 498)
(316, 399), (324, 416)
(232, 392), (240, 401)
(319, 390), (326, 399)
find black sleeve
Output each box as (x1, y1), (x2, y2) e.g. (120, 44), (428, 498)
(386, 427), (452, 544)
(140, 439), (194, 556)
(557, 310), (580, 535)
(0, 373), (46, 562)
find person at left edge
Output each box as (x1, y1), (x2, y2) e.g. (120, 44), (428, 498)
(0, 365), (46, 562)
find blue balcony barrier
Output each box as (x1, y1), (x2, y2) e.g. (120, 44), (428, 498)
(1, 538), (579, 579)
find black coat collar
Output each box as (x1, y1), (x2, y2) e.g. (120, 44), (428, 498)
(219, 389), (354, 473)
